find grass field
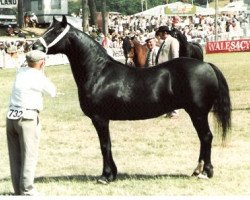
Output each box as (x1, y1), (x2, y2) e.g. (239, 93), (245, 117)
(0, 52), (249, 196)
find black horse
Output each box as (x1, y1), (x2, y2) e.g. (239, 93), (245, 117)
(170, 28), (204, 61)
(32, 16), (231, 184)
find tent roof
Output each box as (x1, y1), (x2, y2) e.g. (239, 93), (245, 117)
(219, 0), (247, 12)
(133, 2), (215, 16)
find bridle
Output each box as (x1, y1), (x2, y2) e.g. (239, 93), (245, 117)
(37, 24), (70, 53)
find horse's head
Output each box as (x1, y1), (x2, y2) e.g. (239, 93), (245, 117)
(122, 36), (135, 67)
(170, 27), (188, 43)
(32, 15), (70, 54)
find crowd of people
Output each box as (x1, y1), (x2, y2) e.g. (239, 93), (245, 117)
(88, 11), (249, 52)
(0, 40), (32, 69)
(1, 11), (249, 69)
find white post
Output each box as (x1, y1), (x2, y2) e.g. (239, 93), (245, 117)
(215, 0), (218, 41)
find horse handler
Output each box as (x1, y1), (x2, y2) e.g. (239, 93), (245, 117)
(6, 50), (56, 195)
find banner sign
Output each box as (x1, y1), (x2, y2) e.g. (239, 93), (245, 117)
(0, 0), (17, 5)
(206, 39), (250, 54)
(164, 5), (196, 15)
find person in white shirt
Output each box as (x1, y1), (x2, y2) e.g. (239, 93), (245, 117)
(155, 26), (179, 118)
(4, 45), (25, 69)
(155, 26), (179, 65)
(29, 13), (38, 27)
(6, 50), (56, 195)
(145, 35), (159, 67)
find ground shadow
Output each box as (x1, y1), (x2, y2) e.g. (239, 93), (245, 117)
(0, 173), (191, 195)
(34, 173), (191, 183)
(0, 173), (191, 185)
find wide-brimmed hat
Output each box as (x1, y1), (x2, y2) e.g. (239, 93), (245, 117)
(26, 50), (46, 62)
(157, 26), (171, 33)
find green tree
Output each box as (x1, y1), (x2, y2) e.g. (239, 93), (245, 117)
(82, 0), (89, 32)
(89, 0), (97, 26)
(101, 0), (108, 35)
(17, 0), (24, 27)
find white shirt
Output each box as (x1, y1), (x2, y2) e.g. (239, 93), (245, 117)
(30, 15), (38, 22)
(9, 66), (56, 111)
(146, 47), (159, 67)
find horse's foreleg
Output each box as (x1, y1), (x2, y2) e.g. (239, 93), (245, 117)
(91, 116), (117, 184)
(190, 113), (214, 179)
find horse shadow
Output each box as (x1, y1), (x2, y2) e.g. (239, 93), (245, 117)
(0, 173), (191, 195)
(33, 173), (191, 183)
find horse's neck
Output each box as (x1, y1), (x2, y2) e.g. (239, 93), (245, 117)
(133, 41), (148, 68)
(176, 33), (189, 57)
(65, 32), (109, 83)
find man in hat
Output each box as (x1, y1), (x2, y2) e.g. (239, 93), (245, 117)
(6, 50), (56, 195)
(155, 26), (179, 117)
(155, 25), (179, 65)
(145, 33), (159, 67)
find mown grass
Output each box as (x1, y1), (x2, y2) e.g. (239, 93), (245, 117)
(0, 52), (249, 196)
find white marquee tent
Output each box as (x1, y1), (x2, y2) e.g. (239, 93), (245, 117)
(219, 0), (247, 13)
(134, 2), (215, 16)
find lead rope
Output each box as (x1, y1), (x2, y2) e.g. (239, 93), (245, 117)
(38, 25), (70, 53)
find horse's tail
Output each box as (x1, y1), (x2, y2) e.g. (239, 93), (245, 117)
(209, 63), (231, 141)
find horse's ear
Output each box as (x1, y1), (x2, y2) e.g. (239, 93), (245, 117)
(53, 16), (57, 23)
(61, 15), (67, 27)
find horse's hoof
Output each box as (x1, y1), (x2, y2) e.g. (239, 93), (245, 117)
(197, 173), (209, 179)
(191, 171), (200, 177)
(204, 164), (214, 178)
(192, 170), (201, 177)
(97, 177), (109, 185)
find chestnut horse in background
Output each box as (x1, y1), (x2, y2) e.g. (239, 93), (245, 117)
(122, 36), (148, 68)
(122, 29), (204, 68)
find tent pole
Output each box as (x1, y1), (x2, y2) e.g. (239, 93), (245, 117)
(215, 0), (218, 41)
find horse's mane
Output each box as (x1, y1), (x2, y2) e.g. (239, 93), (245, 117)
(171, 28), (188, 45)
(68, 24), (124, 65)
(170, 28), (189, 57)
(122, 36), (132, 53)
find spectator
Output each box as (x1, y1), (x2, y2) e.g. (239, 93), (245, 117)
(5, 45), (24, 68)
(102, 35), (113, 56)
(6, 25), (15, 36)
(155, 26), (179, 64)
(30, 13), (38, 27)
(145, 34), (159, 67)
(24, 12), (30, 27)
(155, 25), (179, 118)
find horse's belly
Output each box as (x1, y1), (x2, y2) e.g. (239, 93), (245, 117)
(99, 101), (174, 120)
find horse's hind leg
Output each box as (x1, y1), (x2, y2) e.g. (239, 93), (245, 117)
(91, 116), (117, 184)
(189, 112), (214, 179)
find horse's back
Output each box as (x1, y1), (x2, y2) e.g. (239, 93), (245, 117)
(164, 58), (217, 89)
(161, 58), (218, 110)
(80, 57), (218, 120)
